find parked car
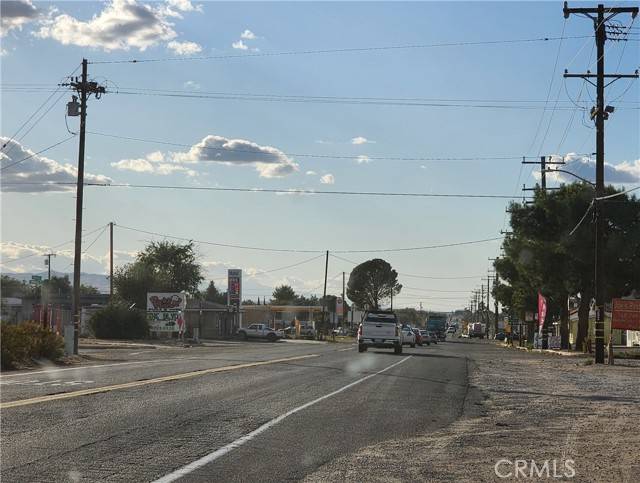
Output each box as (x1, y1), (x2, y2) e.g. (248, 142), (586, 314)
(494, 332), (506, 341)
(419, 330), (431, 346)
(427, 330), (438, 344)
(282, 322), (316, 339)
(358, 310), (403, 354)
(447, 326), (456, 334)
(412, 328), (423, 346)
(237, 324), (283, 342)
(401, 325), (416, 348)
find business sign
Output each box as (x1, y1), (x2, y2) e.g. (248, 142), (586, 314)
(147, 310), (180, 332)
(147, 292), (187, 311)
(336, 297), (344, 316)
(228, 269), (242, 306)
(146, 292), (186, 333)
(612, 298), (640, 331)
(538, 292), (547, 335)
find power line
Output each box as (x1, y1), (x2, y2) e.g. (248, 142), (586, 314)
(0, 135), (77, 172)
(85, 131), (525, 162)
(3, 181), (531, 200)
(329, 254), (486, 279)
(1, 225), (108, 265)
(89, 35), (593, 65)
(61, 225), (108, 271)
(113, 224), (504, 255)
(32, 182), (528, 199)
(100, 89), (592, 110)
(1, 64), (80, 152)
(4, 85), (638, 108)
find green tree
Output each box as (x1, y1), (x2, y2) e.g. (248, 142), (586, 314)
(114, 241), (203, 309)
(271, 285), (296, 305)
(80, 284), (100, 295)
(1, 275), (32, 298)
(347, 259), (402, 310)
(496, 183), (640, 351)
(200, 281), (227, 304)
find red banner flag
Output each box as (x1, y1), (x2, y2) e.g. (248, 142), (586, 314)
(538, 292), (547, 334)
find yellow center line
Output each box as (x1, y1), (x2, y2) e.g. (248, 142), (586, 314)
(0, 354), (319, 409)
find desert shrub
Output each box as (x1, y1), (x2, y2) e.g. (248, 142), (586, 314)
(1, 322), (64, 369)
(90, 304), (149, 339)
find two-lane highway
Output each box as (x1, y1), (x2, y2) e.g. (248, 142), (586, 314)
(1, 340), (471, 482)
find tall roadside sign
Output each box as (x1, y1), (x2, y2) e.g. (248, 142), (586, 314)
(228, 269), (242, 330)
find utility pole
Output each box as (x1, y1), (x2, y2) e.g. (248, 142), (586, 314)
(61, 59), (106, 355)
(342, 271), (346, 327)
(322, 250), (329, 338)
(521, 156), (565, 192)
(109, 222), (114, 299)
(563, 2), (638, 364)
(44, 253), (56, 281)
(489, 257), (500, 336)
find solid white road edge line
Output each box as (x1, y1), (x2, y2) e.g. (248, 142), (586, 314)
(152, 355), (413, 483)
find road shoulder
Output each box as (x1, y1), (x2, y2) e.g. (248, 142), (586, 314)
(304, 342), (640, 482)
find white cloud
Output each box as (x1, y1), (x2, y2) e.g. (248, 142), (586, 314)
(173, 134), (298, 178)
(1, 137), (112, 193)
(111, 151), (197, 176)
(166, 0), (202, 13)
(35, 0), (201, 52)
(351, 136), (374, 145)
(540, 153), (640, 185)
(320, 173), (335, 184)
(305, 170), (317, 175)
(167, 40), (202, 55)
(183, 80), (200, 90)
(232, 39), (248, 50)
(1, 0), (39, 37)
(356, 155), (371, 164)
(240, 29), (256, 40)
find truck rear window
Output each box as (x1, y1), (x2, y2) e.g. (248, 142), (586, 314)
(365, 315), (397, 323)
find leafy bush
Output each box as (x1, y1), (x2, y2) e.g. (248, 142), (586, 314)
(1, 322), (64, 369)
(90, 304), (149, 339)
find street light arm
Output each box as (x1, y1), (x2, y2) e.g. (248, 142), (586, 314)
(544, 168), (596, 187)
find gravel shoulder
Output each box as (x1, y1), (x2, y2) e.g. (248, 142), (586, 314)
(304, 341), (640, 482)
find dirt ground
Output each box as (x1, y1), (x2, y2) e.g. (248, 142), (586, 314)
(304, 342), (640, 482)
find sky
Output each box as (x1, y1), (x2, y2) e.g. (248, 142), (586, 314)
(1, 1), (639, 310)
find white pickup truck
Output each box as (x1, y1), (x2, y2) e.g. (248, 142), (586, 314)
(357, 310), (403, 354)
(237, 324), (283, 342)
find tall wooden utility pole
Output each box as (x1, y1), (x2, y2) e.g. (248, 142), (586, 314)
(109, 222), (114, 299)
(563, 2), (638, 363)
(61, 59), (106, 354)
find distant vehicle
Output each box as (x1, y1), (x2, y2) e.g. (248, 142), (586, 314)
(469, 322), (485, 339)
(425, 330), (438, 344)
(427, 313), (448, 341)
(401, 325), (417, 348)
(358, 310), (403, 354)
(237, 324), (283, 342)
(412, 328), (423, 346)
(494, 332), (506, 341)
(447, 326), (456, 334)
(419, 330), (431, 346)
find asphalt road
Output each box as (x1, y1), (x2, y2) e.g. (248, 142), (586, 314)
(1, 339), (475, 482)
